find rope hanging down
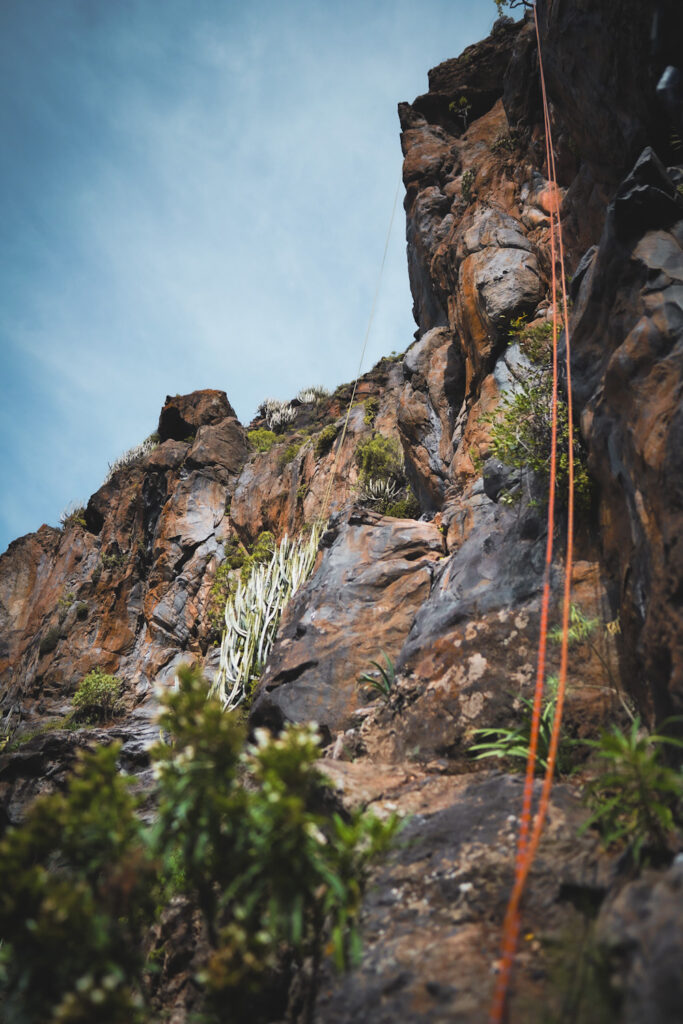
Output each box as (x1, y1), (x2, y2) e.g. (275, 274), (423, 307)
(489, 3), (575, 1020)
(318, 177), (402, 524)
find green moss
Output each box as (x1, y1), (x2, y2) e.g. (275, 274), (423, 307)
(314, 423), (340, 459)
(247, 428), (278, 452)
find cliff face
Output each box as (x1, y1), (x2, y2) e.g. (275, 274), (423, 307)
(1, 2), (683, 1022)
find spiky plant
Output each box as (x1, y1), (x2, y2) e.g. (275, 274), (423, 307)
(103, 434), (160, 484)
(257, 398), (297, 432)
(212, 522), (325, 710)
(296, 386), (330, 404)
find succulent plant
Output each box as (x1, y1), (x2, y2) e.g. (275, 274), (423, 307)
(212, 521), (325, 710)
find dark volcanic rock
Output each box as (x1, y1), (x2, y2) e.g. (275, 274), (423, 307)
(157, 389), (236, 442)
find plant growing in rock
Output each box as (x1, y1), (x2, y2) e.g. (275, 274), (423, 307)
(358, 652), (396, 703)
(71, 668), (124, 723)
(278, 438), (304, 468)
(355, 435), (404, 487)
(152, 666), (401, 1021)
(103, 433), (160, 484)
(314, 423), (340, 458)
(59, 502), (87, 529)
(257, 398), (296, 432)
(363, 396), (379, 426)
(247, 428), (278, 452)
(449, 95), (472, 128)
(582, 717), (683, 865)
(212, 522), (324, 710)
(0, 743), (156, 1023)
(484, 361), (592, 512)
(461, 168), (476, 203)
(469, 676), (573, 775)
(296, 386), (329, 404)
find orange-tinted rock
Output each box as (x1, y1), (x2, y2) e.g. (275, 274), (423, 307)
(158, 389), (236, 441)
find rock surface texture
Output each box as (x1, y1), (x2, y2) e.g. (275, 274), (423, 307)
(1, 2), (683, 1022)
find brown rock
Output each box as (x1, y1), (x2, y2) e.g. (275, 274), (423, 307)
(157, 389), (236, 442)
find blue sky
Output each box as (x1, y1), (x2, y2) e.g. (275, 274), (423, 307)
(0, 0), (495, 553)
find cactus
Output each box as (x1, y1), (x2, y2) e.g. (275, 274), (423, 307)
(212, 521), (325, 710)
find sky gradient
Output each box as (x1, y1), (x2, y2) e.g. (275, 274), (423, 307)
(0, 0), (496, 553)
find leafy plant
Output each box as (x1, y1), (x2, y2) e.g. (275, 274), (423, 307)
(363, 396), (379, 426)
(355, 435), (404, 487)
(358, 652), (396, 702)
(71, 669), (124, 723)
(213, 522), (324, 709)
(314, 423), (340, 458)
(248, 428), (278, 452)
(59, 502), (87, 529)
(582, 717), (683, 865)
(469, 677), (572, 774)
(0, 743), (155, 1023)
(508, 313), (553, 364)
(152, 666), (401, 1020)
(461, 168), (476, 203)
(490, 129), (519, 155)
(484, 361), (592, 512)
(449, 95), (472, 128)
(39, 625), (62, 656)
(384, 493), (421, 519)
(278, 438), (304, 468)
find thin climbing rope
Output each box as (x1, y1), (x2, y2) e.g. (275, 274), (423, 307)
(489, 2), (575, 1019)
(318, 177), (402, 523)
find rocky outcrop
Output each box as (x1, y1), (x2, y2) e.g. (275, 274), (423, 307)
(1, 3), (683, 1022)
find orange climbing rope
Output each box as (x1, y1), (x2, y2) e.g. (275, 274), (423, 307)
(489, 4), (575, 1021)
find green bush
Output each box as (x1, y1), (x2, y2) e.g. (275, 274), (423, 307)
(71, 669), (123, 723)
(582, 718), (683, 865)
(206, 562), (237, 642)
(239, 531), (276, 584)
(355, 435), (404, 487)
(485, 363), (592, 512)
(247, 428), (278, 453)
(0, 743), (155, 1024)
(278, 439), (303, 468)
(39, 626), (62, 656)
(152, 666), (401, 1017)
(314, 423), (340, 459)
(363, 397), (379, 426)
(384, 492), (421, 519)
(461, 168), (476, 203)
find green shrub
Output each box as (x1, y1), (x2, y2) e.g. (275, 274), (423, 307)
(355, 435), (404, 487)
(206, 562), (237, 642)
(59, 503), (87, 529)
(485, 363), (592, 512)
(152, 666), (401, 1017)
(508, 313), (554, 364)
(461, 168), (476, 203)
(384, 492), (421, 519)
(314, 423), (340, 459)
(71, 669), (123, 723)
(239, 531), (276, 584)
(76, 602), (89, 621)
(490, 129), (519, 155)
(278, 439), (303, 468)
(39, 626), (62, 656)
(247, 428), (278, 453)
(0, 743), (155, 1023)
(363, 397), (379, 426)
(582, 718), (683, 865)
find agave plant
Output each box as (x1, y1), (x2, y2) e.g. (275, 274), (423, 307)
(358, 477), (402, 508)
(212, 521), (325, 710)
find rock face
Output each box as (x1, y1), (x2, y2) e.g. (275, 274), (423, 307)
(1, 4), (683, 1022)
